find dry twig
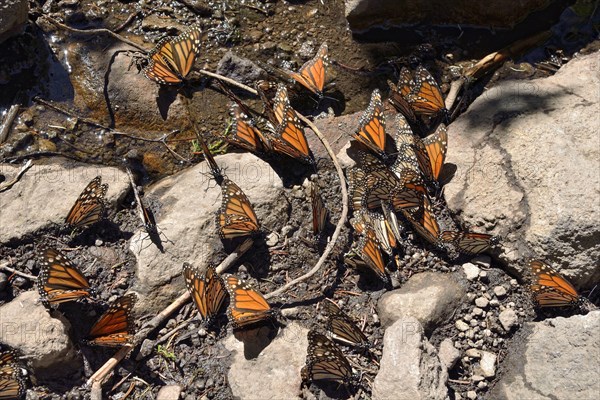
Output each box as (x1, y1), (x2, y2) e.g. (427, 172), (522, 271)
(0, 259), (37, 281)
(0, 160), (33, 193)
(0, 104), (19, 144)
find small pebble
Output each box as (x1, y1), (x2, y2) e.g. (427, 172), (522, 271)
(499, 309), (518, 331)
(478, 381), (488, 389)
(472, 255), (491, 267)
(478, 271), (488, 282)
(472, 307), (483, 316)
(462, 263), (480, 280)
(266, 232), (279, 246)
(466, 348), (482, 358)
(467, 390), (477, 399)
(493, 285), (507, 298)
(489, 299), (500, 307)
(472, 374), (485, 382)
(475, 297), (489, 308)
(455, 320), (469, 332)
(479, 351), (497, 377)
(95, 239), (103, 246)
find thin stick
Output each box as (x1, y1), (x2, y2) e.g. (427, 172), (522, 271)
(265, 114), (347, 300)
(0, 104), (19, 144)
(0, 260), (37, 281)
(0, 160), (33, 193)
(42, 16), (146, 52)
(196, 70), (257, 95)
(86, 238), (253, 389)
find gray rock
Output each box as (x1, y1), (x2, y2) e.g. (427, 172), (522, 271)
(157, 385), (182, 400)
(373, 317), (447, 400)
(216, 52), (265, 85)
(490, 311), (600, 399)
(0, 162), (129, 244)
(131, 154), (285, 313)
(0, 0), (28, 43)
(466, 390), (477, 399)
(493, 285), (508, 298)
(344, 0), (547, 31)
(438, 339), (460, 369)
(445, 51), (600, 288)
(455, 320), (469, 332)
(477, 351), (497, 378)
(377, 272), (466, 332)
(462, 263), (480, 281)
(224, 322), (308, 400)
(0, 291), (80, 377)
(474, 297), (489, 308)
(471, 255), (491, 268)
(499, 309), (518, 331)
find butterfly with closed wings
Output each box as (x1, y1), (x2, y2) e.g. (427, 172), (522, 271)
(439, 230), (499, 255)
(0, 348), (27, 400)
(310, 181), (328, 236)
(284, 42), (329, 97)
(302, 329), (354, 386)
(183, 264), (227, 324)
(321, 300), (369, 349)
(353, 89), (387, 158)
(143, 25), (202, 85)
(86, 293), (137, 347)
(64, 176), (108, 229)
(37, 246), (92, 307)
(528, 260), (584, 309)
(392, 66), (447, 118)
(223, 274), (274, 328)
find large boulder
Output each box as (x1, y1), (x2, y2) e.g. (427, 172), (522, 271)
(345, 0), (549, 31)
(0, 161), (129, 244)
(489, 311), (600, 399)
(444, 50), (600, 288)
(0, 291), (80, 378)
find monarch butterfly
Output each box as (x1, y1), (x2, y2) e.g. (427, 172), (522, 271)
(284, 42), (329, 97)
(321, 300), (369, 349)
(182, 264), (227, 324)
(217, 177), (260, 239)
(353, 209), (396, 256)
(65, 176), (108, 229)
(353, 89), (387, 158)
(422, 124), (448, 182)
(392, 114), (432, 183)
(37, 246), (92, 306)
(528, 260), (583, 308)
(125, 167), (157, 233)
(388, 78), (417, 124)
(223, 274), (273, 328)
(301, 329), (354, 385)
(346, 166), (367, 211)
(310, 181), (328, 236)
(87, 293), (137, 347)
(439, 231), (499, 255)
(143, 25), (202, 85)
(355, 152), (423, 211)
(0, 349), (26, 400)
(226, 103), (267, 153)
(381, 200), (404, 244)
(350, 220), (389, 283)
(267, 85), (313, 164)
(401, 196), (441, 246)
(395, 66), (447, 117)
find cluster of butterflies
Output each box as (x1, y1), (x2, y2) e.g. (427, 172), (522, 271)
(302, 300), (371, 387)
(182, 264), (275, 329)
(37, 246), (137, 346)
(343, 74), (499, 283)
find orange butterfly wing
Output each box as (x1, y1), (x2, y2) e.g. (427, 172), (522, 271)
(217, 177), (260, 239)
(37, 247), (92, 306)
(311, 182), (328, 235)
(87, 293), (137, 346)
(353, 89), (386, 156)
(183, 264), (227, 323)
(422, 124), (448, 181)
(439, 231), (498, 255)
(224, 275), (272, 328)
(65, 176), (108, 229)
(0, 349), (27, 399)
(528, 260), (581, 308)
(143, 25), (202, 84)
(287, 42), (328, 96)
(405, 66), (446, 116)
